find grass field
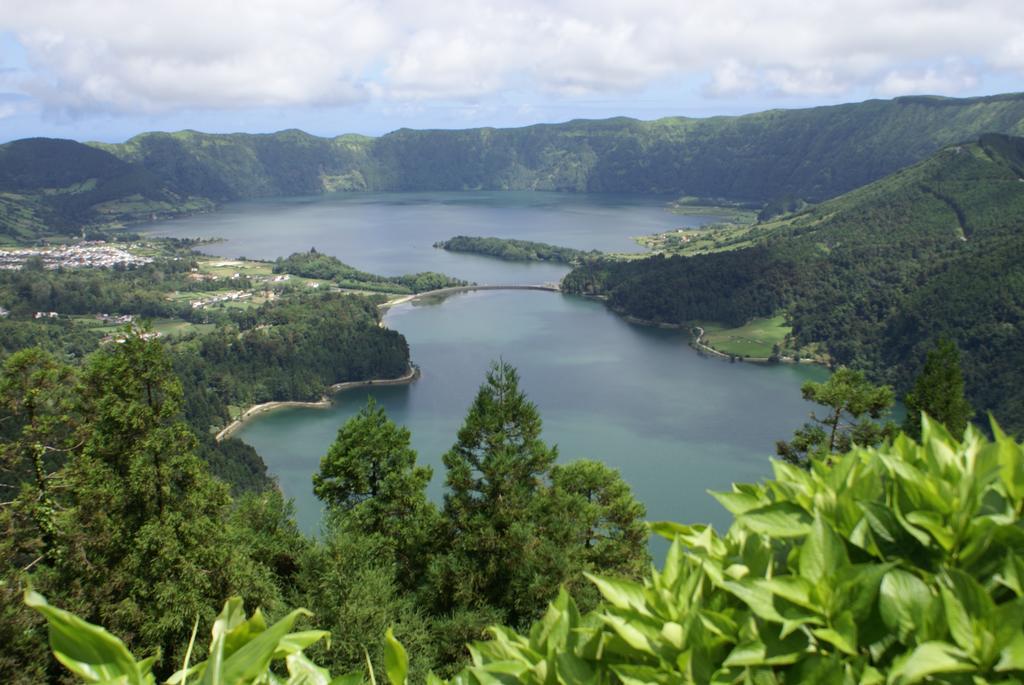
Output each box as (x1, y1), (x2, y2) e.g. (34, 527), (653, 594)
(73, 315), (215, 338)
(634, 221), (775, 256)
(197, 258), (276, 278)
(150, 318), (215, 337)
(697, 315), (790, 358)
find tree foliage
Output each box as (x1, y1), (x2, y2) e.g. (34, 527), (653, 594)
(0, 333), (289, 681)
(566, 134), (1024, 434)
(903, 339), (974, 440)
(776, 367), (896, 467)
(429, 361), (648, 663)
(436, 417), (1024, 684)
(434, 236), (598, 264)
(314, 398), (437, 582)
(31, 418), (1024, 685)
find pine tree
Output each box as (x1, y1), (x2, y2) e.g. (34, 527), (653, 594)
(903, 339), (974, 440)
(432, 360), (558, 624)
(313, 398), (436, 580)
(532, 460), (649, 611)
(776, 366), (895, 466)
(47, 330), (283, 674)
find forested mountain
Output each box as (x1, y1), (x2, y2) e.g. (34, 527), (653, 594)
(0, 138), (213, 240)
(563, 133), (1024, 433)
(3, 93), (1024, 239)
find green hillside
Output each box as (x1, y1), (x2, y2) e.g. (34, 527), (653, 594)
(4, 93), (1024, 239)
(0, 138), (213, 241)
(563, 133), (1024, 432)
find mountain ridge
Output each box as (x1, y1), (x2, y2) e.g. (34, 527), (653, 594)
(3, 92), (1024, 239)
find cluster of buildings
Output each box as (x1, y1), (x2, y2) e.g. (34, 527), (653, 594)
(0, 242), (154, 270)
(190, 291), (252, 309)
(96, 313), (135, 325)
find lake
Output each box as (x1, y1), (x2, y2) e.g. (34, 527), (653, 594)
(141, 190), (712, 284)
(142, 191), (828, 539)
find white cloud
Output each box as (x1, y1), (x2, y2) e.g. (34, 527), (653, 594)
(2, 0), (1023, 115)
(878, 61), (981, 96)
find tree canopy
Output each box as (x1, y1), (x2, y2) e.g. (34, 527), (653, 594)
(903, 339), (974, 440)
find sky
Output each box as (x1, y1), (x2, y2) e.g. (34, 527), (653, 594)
(0, 0), (1022, 143)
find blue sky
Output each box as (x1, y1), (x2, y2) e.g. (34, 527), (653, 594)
(1, 1), (1022, 143)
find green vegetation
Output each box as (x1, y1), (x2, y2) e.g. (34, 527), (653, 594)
(307, 361), (650, 676)
(274, 249), (466, 294)
(25, 591), (352, 685)
(634, 221), (767, 256)
(28, 418), (1024, 684)
(0, 244), (419, 492)
(3, 349), (649, 682)
(903, 339), (974, 441)
(564, 133), (1024, 434)
(0, 138), (213, 240)
(696, 315), (791, 359)
(434, 236), (600, 263)
(668, 196), (760, 222)
(776, 367), (897, 467)
(5, 93), (1024, 241)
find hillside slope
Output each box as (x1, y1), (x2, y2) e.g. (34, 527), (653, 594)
(0, 138), (213, 240)
(3, 93), (1024, 239)
(563, 133), (1024, 432)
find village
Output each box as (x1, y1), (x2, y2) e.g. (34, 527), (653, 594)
(0, 242), (154, 270)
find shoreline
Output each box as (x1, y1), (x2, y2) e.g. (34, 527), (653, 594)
(616, 313), (828, 367)
(379, 283), (562, 313)
(215, 364), (420, 442)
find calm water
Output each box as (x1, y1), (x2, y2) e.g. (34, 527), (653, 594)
(140, 191), (711, 284)
(145, 191), (828, 540)
(239, 290), (826, 536)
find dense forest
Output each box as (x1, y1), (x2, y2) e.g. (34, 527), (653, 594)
(563, 133), (1024, 433)
(0, 251), (418, 492)
(3, 93), (1024, 240)
(433, 235), (598, 263)
(272, 250), (467, 293)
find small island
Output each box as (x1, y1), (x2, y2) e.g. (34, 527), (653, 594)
(434, 235), (601, 264)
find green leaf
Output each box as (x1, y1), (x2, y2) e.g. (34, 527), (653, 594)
(274, 631), (332, 660)
(904, 511), (955, 551)
(940, 569), (995, 656)
(939, 586), (976, 655)
(585, 574), (650, 616)
(384, 628), (409, 685)
(201, 607), (312, 685)
(609, 664), (674, 685)
(212, 596), (249, 642)
(739, 502), (813, 538)
(799, 514), (849, 585)
(723, 625), (808, 667)
(286, 651), (334, 685)
(599, 614), (656, 656)
(888, 641), (973, 684)
(710, 490), (766, 516)
(996, 632), (1024, 672)
(994, 421), (1024, 501)
(996, 552), (1024, 597)
(331, 673), (365, 685)
(879, 570), (941, 643)
(555, 652), (598, 685)
(24, 590), (148, 685)
(811, 611), (858, 656)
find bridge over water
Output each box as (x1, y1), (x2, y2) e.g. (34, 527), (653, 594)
(380, 283), (562, 309)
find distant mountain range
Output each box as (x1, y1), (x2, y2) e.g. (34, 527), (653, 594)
(3, 92), (1024, 239)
